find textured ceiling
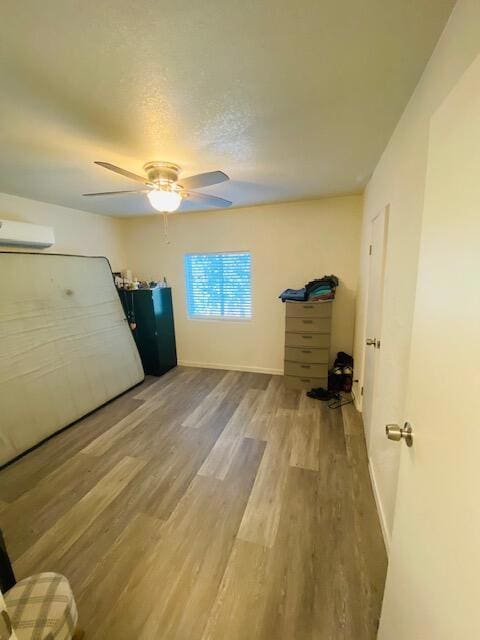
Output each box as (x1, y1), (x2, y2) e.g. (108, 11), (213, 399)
(0, 0), (455, 217)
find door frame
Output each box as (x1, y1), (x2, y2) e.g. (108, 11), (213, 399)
(358, 204), (389, 452)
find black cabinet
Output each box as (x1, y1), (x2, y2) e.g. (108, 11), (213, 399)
(119, 287), (177, 376)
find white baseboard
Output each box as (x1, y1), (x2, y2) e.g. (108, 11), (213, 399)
(368, 458), (391, 554)
(352, 381), (363, 412)
(178, 360), (283, 376)
(353, 392), (362, 412)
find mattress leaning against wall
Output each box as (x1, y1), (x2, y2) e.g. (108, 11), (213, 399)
(0, 253), (145, 466)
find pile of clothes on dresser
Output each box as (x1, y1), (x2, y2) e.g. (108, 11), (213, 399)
(279, 274), (339, 302)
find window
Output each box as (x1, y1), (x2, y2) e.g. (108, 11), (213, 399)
(184, 251), (252, 320)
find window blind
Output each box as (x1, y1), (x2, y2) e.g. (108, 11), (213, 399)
(184, 251), (252, 319)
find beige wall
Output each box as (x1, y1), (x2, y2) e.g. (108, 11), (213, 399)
(354, 0), (480, 548)
(122, 197), (362, 374)
(0, 191), (126, 271)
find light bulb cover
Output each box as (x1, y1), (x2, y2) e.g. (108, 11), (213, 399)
(147, 188), (182, 213)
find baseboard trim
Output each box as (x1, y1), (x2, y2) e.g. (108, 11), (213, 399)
(368, 458), (391, 554)
(351, 385), (362, 412)
(178, 360), (283, 376)
(353, 388), (363, 412)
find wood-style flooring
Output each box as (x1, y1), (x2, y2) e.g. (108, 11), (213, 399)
(0, 367), (387, 639)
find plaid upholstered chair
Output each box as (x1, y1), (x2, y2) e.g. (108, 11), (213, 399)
(0, 532), (83, 640)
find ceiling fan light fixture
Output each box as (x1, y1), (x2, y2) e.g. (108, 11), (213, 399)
(147, 188), (182, 213)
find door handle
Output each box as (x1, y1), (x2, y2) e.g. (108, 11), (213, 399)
(386, 422), (413, 447)
(366, 337), (381, 348)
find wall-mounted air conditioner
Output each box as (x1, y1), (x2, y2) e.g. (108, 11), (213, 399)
(0, 220), (55, 248)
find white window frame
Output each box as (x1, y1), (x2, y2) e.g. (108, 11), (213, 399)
(184, 250), (253, 322)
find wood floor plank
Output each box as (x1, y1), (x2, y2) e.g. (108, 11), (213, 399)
(244, 375), (283, 441)
(326, 400), (348, 455)
(246, 372), (271, 390)
(297, 391), (322, 414)
(314, 406), (382, 639)
(201, 539), (270, 640)
(343, 406), (387, 636)
(313, 451), (359, 638)
(182, 370), (239, 428)
(73, 512), (165, 614)
(198, 388), (263, 479)
(259, 466), (321, 640)
(81, 397), (166, 456)
(13, 456), (145, 578)
(289, 401), (321, 471)
(341, 397), (364, 436)
(277, 385), (301, 410)
(237, 409), (293, 548)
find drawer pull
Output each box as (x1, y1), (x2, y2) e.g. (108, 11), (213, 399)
(301, 365), (311, 369)
(302, 320), (313, 324)
(303, 305), (314, 309)
(300, 378), (311, 383)
(301, 350), (312, 354)
(302, 335), (312, 339)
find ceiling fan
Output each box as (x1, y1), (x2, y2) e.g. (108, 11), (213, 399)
(83, 161), (232, 213)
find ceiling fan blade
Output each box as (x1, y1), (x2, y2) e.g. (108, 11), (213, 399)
(185, 191), (232, 208)
(83, 189), (150, 197)
(180, 170), (229, 190)
(94, 161), (152, 186)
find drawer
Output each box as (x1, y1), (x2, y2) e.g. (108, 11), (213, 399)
(286, 300), (333, 318)
(284, 362), (328, 378)
(285, 332), (331, 348)
(284, 375), (328, 390)
(286, 317), (331, 334)
(284, 346), (329, 364)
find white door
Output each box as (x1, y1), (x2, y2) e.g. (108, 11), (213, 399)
(378, 53), (480, 639)
(362, 206), (388, 447)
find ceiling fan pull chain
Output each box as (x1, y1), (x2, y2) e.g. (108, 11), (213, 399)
(163, 212), (171, 245)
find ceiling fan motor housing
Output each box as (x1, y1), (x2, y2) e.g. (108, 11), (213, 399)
(143, 161), (181, 186)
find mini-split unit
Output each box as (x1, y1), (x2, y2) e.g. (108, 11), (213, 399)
(0, 219), (55, 248)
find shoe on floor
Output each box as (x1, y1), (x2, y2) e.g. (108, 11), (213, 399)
(307, 387), (333, 401)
